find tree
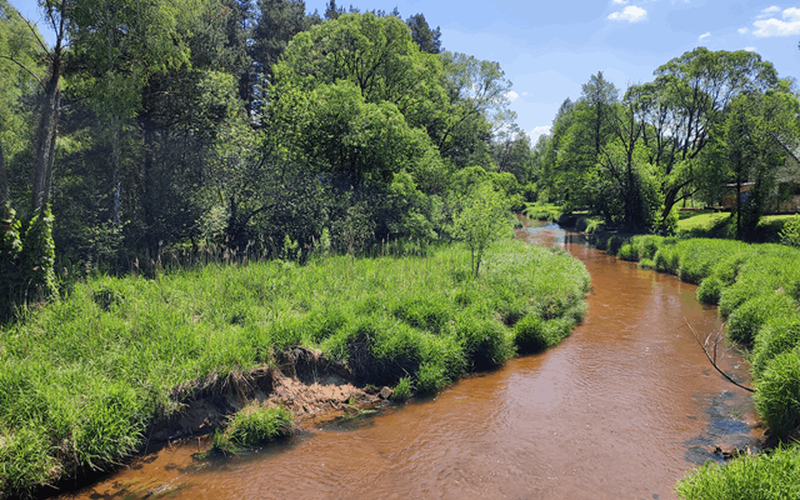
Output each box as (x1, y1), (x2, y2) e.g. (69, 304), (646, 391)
(251, 0), (315, 86)
(642, 48), (779, 223)
(546, 72), (618, 212)
(595, 98), (661, 231)
(706, 88), (799, 240)
(405, 13), (441, 54)
(435, 52), (515, 165)
(452, 181), (510, 278)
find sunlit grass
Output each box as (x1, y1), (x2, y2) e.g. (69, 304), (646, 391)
(0, 239), (589, 496)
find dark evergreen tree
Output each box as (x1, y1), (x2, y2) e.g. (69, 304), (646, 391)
(406, 13), (442, 54)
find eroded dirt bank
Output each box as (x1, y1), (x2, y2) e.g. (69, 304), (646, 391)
(42, 347), (391, 499)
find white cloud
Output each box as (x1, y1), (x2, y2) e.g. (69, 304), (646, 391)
(754, 7), (800, 37)
(744, 46), (757, 52)
(528, 126), (552, 144)
(608, 5), (647, 23)
(761, 6), (782, 16)
(506, 91), (520, 103)
(699, 32), (711, 41)
(611, 0), (628, 4)
(738, 27), (749, 35)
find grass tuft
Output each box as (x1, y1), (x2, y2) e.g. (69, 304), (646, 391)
(210, 403), (294, 455)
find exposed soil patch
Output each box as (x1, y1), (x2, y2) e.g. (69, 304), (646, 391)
(147, 347), (392, 448)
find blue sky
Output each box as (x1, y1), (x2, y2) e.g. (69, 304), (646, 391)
(11, 0), (800, 142)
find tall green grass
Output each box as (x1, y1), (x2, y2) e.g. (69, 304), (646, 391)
(675, 445), (800, 500)
(0, 239), (589, 497)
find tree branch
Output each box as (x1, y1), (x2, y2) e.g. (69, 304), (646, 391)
(685, 318), (754, 392)
(0, 55), (43, 88)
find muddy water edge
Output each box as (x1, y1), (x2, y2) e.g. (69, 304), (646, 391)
(57, 218), (761, 500)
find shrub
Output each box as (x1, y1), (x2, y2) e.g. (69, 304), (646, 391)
(21, 207), (57, 302)
(696, 276), (724, 305)
(779, 214), (800, 248)
(393, 295), (453, 334)
(638, 257), (655, 269)
(210, 403), (294, 455)
(514, 315), (574, 354)
(754, 348), (800, 439)
(751, 315), (800, 377)
(727, 294), (796, 347)
(606, 235), (624, 256)
(616, 243), (638, 261)
(653, 246), (679, 274)
(456, 315), (514, 371)
(513, 315), (548, 354)
(415, 361), (449, 394)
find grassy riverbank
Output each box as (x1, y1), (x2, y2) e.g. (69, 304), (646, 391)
(610, 235), (800, 498)
(0, 239), (589, 498)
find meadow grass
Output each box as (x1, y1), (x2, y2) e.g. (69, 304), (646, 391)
(0, 239), (589, 497)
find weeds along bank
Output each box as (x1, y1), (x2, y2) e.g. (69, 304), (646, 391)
(609, 235), (800, 498)
(0, 239), (589, 498)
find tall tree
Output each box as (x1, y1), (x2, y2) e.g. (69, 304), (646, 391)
(707, 87), (799, 240)
(405, 13), (441, 54)
(251, 0), (314, 85)
(643, 48), (779, 222)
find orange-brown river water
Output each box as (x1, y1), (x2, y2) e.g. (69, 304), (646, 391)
(59, 219), (760, 500)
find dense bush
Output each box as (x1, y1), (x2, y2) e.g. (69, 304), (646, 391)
(696, 276), (723, 305)
(755, 348), (800, 439)
(779, 214), (800, 247)
(751, 314), (800, 377)
(727, 294), (796, 347)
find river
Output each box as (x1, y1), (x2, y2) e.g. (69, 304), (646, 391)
(59, 219), (760, 500)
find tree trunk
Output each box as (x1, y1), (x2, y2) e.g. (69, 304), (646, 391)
(0, 140), (8, 208)
(31, 60), (62, 214)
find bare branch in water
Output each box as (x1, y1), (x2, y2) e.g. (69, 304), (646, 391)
(685, 318), (754, 393)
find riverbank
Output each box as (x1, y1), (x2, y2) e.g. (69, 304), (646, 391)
(0, 239), (590, 499)
(539, 213), (800, 498)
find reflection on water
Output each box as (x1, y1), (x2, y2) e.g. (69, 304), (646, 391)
(59, 218), (761, 500)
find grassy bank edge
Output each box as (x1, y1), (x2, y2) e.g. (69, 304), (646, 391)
(549, 218), (800, 499)
(0, 239), (590, 498)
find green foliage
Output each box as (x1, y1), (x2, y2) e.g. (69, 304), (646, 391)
(456, 315), (515, 371)
(727, 293), (796, 347)
(0, 241), (590, 495)
(676, 444), (800, 500)
(392, 376), (412, 401)
(755, 348), (800, 439)
(0, 204), (22, 320)
(523, 202), (562, 222)
(451, 182), (511, 277)
(696, 276), (723, 305)
(21, 207), (57, 302)
(780, 215), (800, 248)
(210, 404), (294, 455)
(616, 243), (637, 261)
(751, 314), (800, 377)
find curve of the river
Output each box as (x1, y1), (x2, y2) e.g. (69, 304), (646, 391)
(60, 219), (761, 500)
